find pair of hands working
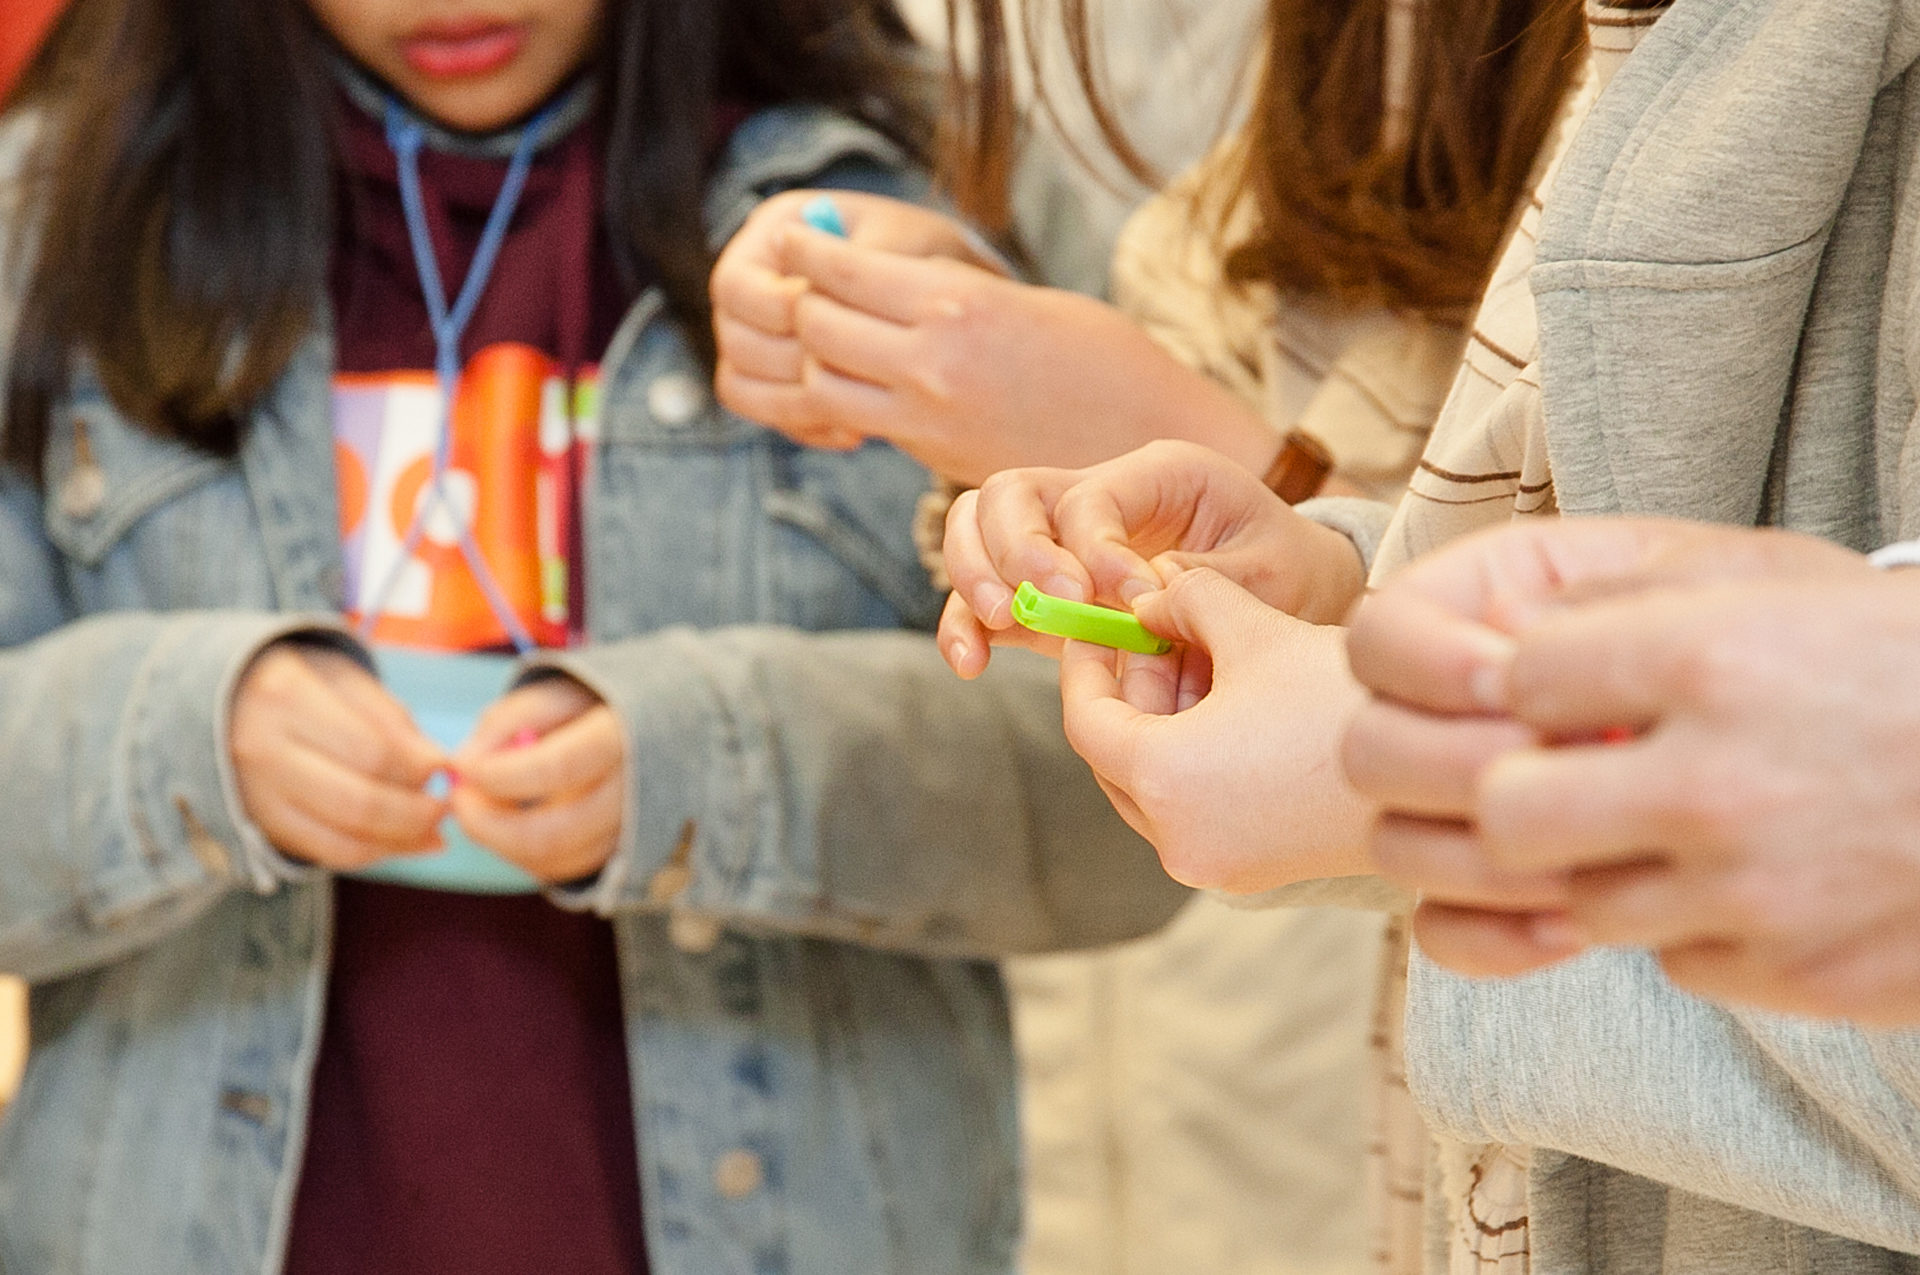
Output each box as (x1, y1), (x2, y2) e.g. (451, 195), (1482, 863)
(943, 441), (1920, 1025)
(229, 647), (624, 885)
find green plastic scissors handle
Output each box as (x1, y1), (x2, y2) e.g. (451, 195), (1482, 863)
(1010, 581), (1172, 655)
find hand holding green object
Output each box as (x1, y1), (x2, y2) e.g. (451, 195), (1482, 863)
(1011, 581), (1172, 655)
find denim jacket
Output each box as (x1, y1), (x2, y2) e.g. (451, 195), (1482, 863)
(0, 104), (1188, 1275)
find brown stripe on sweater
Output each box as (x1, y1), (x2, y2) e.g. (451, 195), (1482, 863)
(1407, 487), (1529, 507)
(1419, 459), (1524, 483)
(1472, 327), (1530, 370)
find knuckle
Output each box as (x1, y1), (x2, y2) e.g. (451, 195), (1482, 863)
(1049, 482), (1100, 525)
(1656, 765), (1748, 849)
(975, 467), (1031, 505)
(335, 788), (384, 835)
(1664, 632), (1759, 711)
(1714, 867), (1796, 937)
(366, 739), (406, 781)
(1153, 840), (1213, 889)
(1138, 438), (1203, 468)
(943, 489), (980, 539)
(907, 347), (961, 407)
(708, 260), (738, 307)
(1367, 818), (1423, 882)
(252, 654), (301, 701)
(1654, 944), (1716, 994)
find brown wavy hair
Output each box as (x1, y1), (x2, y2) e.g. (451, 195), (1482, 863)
(2, 0), (934, 473)
(943, 0), (1592, 315)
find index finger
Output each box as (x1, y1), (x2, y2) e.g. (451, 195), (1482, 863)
(711, 256), (807, 336)
(950, 470), (1096, 624)
(1503, 588), (1742, 736)
(459, 709), (623, 805)
(1345, 585), (1517, 716)
(1348, 518), (1699, 714)
(283, 672), (443, 788)
(783, 227), (991, 327)
(313, 659), (444, 773)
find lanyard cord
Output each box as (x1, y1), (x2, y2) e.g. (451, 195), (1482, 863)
(354, 97), (562, 654)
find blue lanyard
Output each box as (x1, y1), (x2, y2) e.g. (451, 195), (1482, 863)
(355, 97), (563, 654)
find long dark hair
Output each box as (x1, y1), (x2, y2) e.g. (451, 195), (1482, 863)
(947, 0), (1589, 314)
(2, 0), (934, 473)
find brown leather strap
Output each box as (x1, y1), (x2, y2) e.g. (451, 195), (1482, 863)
(1261, 429), (1333, 504)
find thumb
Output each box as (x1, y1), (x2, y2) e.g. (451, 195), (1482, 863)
(1130, 567), (1276, 662)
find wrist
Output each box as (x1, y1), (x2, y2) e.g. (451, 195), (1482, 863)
(1292, 517), (1369, 625)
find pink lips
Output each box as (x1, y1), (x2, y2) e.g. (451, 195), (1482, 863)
(401, 19), (528, 80)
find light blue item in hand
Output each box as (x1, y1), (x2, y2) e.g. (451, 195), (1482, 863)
(800, 194), (848, 238)
(351, 646), (541, 895)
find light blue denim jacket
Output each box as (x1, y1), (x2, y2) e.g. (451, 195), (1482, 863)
(0, 104), (1188, 1275)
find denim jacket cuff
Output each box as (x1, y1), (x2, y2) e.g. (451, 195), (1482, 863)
(147, 614), (362, 896)
(1293, 496), (1395, 576)
(520, 632), (745, 922)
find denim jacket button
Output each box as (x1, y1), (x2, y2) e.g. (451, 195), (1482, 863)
(713, 1149), (764, 1200)
(647, 373), (707, 428)
(59, 466), (106, 522)
(59, 417), (107, 521)
(669, 911), (723, 954)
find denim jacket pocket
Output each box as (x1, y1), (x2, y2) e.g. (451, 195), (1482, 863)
(39, 393), (273, 613)
(761, 440), (943, 632)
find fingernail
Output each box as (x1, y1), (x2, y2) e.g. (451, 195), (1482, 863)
(445, 767), (463, 789)
(944, 636), (971, 668)
(1119, 577), (1158, 605)
(1042, 574), (1087, 603)
(1468, 635), (1517, 712)
(510, 728), (540, 750)
(974, 581), (1012, 623)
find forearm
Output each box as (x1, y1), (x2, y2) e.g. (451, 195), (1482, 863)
(535, 628), (1191, 956)
(1134, 359), (1282, 475)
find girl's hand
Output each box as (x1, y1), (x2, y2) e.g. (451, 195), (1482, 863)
(938, 440), (1366, 678)
(712, 190), (1005, 455)
(449, 677), (626, 885)
(1054, 568), (1374, 892)
(230, 642), (448, 870)
(713, 193), (1276, 485)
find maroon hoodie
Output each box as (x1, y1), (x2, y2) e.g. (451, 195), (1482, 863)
(282, 85), (647, 1275)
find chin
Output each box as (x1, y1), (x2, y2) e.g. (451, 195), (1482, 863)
(409, 87), (543, 133)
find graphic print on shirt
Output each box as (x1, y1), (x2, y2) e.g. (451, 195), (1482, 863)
(334, 342), (599, 651)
